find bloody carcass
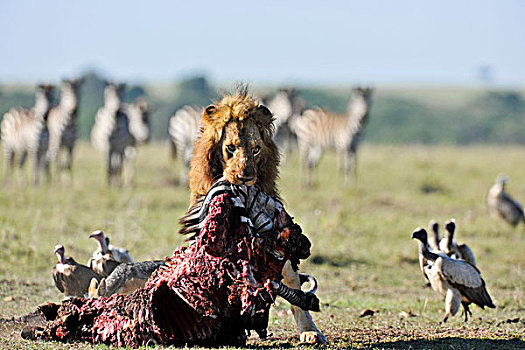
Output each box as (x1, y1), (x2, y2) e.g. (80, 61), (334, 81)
(27, 180), (317, 347)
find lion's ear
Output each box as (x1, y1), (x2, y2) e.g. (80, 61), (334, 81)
(255, 104), (275, 141)
(202, 105), (217, 124)
(256, 105), (273, 125)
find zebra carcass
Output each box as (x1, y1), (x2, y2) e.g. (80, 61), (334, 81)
(25, 180), (319, 347)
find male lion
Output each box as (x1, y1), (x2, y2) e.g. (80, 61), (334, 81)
(188, 86), (326, 344)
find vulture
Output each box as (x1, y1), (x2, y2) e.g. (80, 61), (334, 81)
(53, 245), (102, 298)
(88, 230), (122, 277)
(412, 228), (495, 322)
(89, 260), (166, 297)
(105, 235), (133, 263)
(427, 219), (441, 251)
(487, 175), (525, 227)
(418, 225), (447, 284)
(439, 219), (477, 266)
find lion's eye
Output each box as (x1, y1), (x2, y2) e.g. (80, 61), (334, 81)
(226, 144), (236, 155)
(253, 146), (261, 155)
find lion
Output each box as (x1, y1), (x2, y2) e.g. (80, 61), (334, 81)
(187, 85), (326, 344)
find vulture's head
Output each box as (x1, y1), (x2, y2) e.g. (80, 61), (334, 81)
(54, 245), (66, 264)
(496, 174), (509, 187)
(444, 219), (456, 236)
(90, 230), (107, 252)
(411, 227), (428, 245)
(429, 220), (439, 233)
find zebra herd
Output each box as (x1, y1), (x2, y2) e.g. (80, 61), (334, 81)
(90, 82), (150, 186)
(1, 83), (373, 187)
(169, 87), (374, 186)
(1, 80), (150, 186)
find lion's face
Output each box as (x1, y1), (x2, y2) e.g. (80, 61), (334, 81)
(188, 87), (280, 204)
(221, 119), (263, 186)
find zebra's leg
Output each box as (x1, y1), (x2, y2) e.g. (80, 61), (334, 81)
(17, 151), (28, 186)
(65, 145), (73, 171)
(107, 150), (114, 185)
(31, 151), (40, 186)
(3, 149), (15, 183)
(62, 145), (74, 185)
(116, 152), (124, 187)
(123, 146), (136, 187)
(18, 151), (27, 169)
(340, 150), (352, 184)
(305, 145), (321, 187)
(281, 260), (326, 344)
(43, 153), (51, 184)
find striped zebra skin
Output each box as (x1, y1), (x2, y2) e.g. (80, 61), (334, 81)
(1, 84), (55, 185)
(90, 82), (138, 186)
(262, 88), (304, 160)
(122, 97), (150, 144)
(168, 105), (201, 185)
(46, 78), (84, 175)
(290, 87), (372, 185)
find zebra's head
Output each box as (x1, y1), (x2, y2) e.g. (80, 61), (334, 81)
(103, 81), (125, 111)
(36, 84), (55, 102)
(189, 85), (280, 204)
(62, 78), (84, 96)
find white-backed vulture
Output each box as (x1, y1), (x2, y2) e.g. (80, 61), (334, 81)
(412, 228), (495, 322)
(427, 219), (440, 251)
(104, 235), (133, 263)
(53, 245), (102, 298)
(88, 230), (121, 277)
(487, 175), (525, 227)
(439, 219), (477, 266)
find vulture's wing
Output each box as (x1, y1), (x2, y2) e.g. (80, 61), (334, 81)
(110, 246), (133, 263)
(438, 258), (495, 309)
(499, 193), (525, 225)
(458, 244), (477, 267)
(52, 266), (65, 293)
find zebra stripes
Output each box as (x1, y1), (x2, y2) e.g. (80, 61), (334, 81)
(47, 78), (84, 175)
(122, 97), (150, 144)
(168, 105), (201, 184)
(263, 88), (303, 159)
(90, 82), (138, 186)
(291, 87), (372, 185)
(1, 84), (55, 184)
(274, 281), (320, 311)
(179, 176), (283, 238)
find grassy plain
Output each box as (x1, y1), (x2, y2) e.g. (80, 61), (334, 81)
(0, 142), (524, 349)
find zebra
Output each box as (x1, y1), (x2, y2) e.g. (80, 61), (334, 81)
(168, 105), (201, 185)
(262, 88), (304, 160)
(290, 87), (373, 186)
(90, 82), (137, 186)
(122, 96), (150, 144)
(46, 78), (84, 178)
(1, 84), (55, 185)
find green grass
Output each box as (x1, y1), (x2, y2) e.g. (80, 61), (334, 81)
(0, 142), (524, 349)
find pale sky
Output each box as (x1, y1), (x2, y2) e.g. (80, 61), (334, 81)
(1, 0), (524, 86)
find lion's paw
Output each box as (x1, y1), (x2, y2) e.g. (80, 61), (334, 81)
(300, 330), (327, 344)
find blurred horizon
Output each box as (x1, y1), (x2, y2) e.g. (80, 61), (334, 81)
(2, 1), (525, 87)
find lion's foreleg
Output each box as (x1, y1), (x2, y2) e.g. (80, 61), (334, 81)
(281, 260), (326, 344)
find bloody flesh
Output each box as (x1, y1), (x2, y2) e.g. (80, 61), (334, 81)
(32, 190), (311, 347)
